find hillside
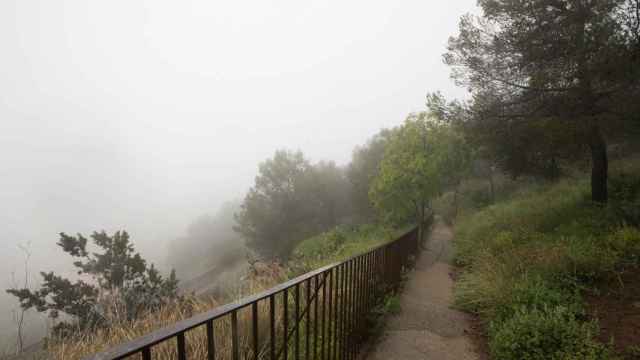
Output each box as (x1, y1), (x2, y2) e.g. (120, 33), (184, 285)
(288, 224), (409, 275)
(450, 157), (640, 359)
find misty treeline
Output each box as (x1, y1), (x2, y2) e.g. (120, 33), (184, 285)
(166, 201), (245, 281)
(233, 133), (393, 260)
(233, 115), (473, 260)
(6, 0), (640, 353)
(234, 0), (640, 261)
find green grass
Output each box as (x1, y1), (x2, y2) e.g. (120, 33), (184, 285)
(288, 223), (408, 276)
(450, 158), (640, 359)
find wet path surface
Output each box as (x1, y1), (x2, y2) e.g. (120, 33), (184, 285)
(367, 218), (479, 360)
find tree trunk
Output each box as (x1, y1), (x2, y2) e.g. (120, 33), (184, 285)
(589, 125), (608, 203)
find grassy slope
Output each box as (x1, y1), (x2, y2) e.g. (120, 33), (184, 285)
(288, 224), (408, 276)
(451, 158), (640, 359)
(46, 223), (407, 359)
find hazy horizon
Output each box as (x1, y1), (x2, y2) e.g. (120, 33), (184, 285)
(1, 0), (476, 350)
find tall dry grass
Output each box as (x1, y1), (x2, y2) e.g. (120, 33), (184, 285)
(47, 262), (289, 360)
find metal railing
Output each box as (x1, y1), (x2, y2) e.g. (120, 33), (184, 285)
(86, 227), (420, 360)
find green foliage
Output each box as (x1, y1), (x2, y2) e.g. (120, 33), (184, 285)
(370, 114), (439, 226)
(6, 231), (178, 337)
(382, 295), (401, 315)
(235, 150), (315, 259)
(452, 165), (640, 358)
(492, 276), (583, 324)
(289, 224), (398, 275)
(347, 128), (396, 222)
(489, 306), (613, 360)
(443, 0), (640, 202)
(235, 150), (355, 260)
(370, 114), (471, 228)
(609, 172), (640, 226)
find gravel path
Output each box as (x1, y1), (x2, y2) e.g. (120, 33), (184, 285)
(367, 218), (479, 360)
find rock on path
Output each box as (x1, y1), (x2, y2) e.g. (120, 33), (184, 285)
(367, 218), (479, 360)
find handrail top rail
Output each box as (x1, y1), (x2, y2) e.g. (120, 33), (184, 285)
(87, 226), (418, 360)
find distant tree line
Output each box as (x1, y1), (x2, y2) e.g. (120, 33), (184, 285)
(10, 0), (639, 346)
(233, 145), (385, 260)
(166, 201), (245, 280)
(234, 115), (475, 260)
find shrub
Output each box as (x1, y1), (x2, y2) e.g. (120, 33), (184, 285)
(606, 226), (640, 265)
(489, 306), (613, 360)
(383, 295), (401, 315)
(6, 231), (179, 338)
(492, 276), (583, 324)
(289, 224), (399, 274)
(454, 251), (515, 316)
(451, 170), (640, 359)
(563, 236), (619, 282)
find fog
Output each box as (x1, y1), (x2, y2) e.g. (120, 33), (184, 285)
(0, 0), (476, 351)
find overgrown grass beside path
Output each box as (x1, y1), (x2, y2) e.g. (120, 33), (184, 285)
(452, 164), (640, 359)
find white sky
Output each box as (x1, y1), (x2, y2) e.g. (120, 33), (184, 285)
(0, 0), (476, 346)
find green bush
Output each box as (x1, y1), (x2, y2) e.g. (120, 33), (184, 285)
(289, 224), (401, 274)
(489, 306), (613, 360)
(451, 166), (640, 359)
(563, 236), (619, 281)
(492, 276), (583, 323)
(383, 295), (401, 315)
(606, 226), (640, 265)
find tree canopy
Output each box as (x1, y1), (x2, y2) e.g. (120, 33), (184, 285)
(443, 0), (640, 202)
(234, 150), (318, 259)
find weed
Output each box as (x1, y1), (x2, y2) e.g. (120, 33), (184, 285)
(451, 163), (640, 359)
(489, 305), (614, 360)
(382, 296), (401, 315)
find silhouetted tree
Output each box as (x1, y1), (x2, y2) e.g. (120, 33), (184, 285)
(235, 150), (317, 259)
(6, 231), (178, 337)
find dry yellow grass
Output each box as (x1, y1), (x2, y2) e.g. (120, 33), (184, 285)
(47, 262), (289, 360)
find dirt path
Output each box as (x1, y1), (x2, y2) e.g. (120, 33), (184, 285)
(367, 218), (479, 360)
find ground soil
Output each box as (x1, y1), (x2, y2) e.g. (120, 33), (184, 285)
(365, 218), (482, 360)
(586, 266), (640, 359)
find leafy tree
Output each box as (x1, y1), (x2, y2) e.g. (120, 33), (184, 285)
(308, 161), (353, 228)
(433, 124), (473, 217)
(235, 150), (317, 259)
(6, 231), (178, 337)
(444, 0), (640, 203)
(347, 129), (395, 221)
(370, 113), (442, 241)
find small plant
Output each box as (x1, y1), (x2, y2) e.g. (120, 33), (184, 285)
(382, 295), (401, 315)
(492, 276), (583, 323)
(489, 305), (613, 360)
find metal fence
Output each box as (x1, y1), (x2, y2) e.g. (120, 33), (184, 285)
(86, 227), (420, 360)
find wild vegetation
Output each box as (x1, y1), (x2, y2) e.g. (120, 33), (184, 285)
(433, 0), (640, 203)
(5, 1), (640, 359)
(6, 231), (179, 340)
(451, 158), (640, 359)
(434, 1), (640, 358)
